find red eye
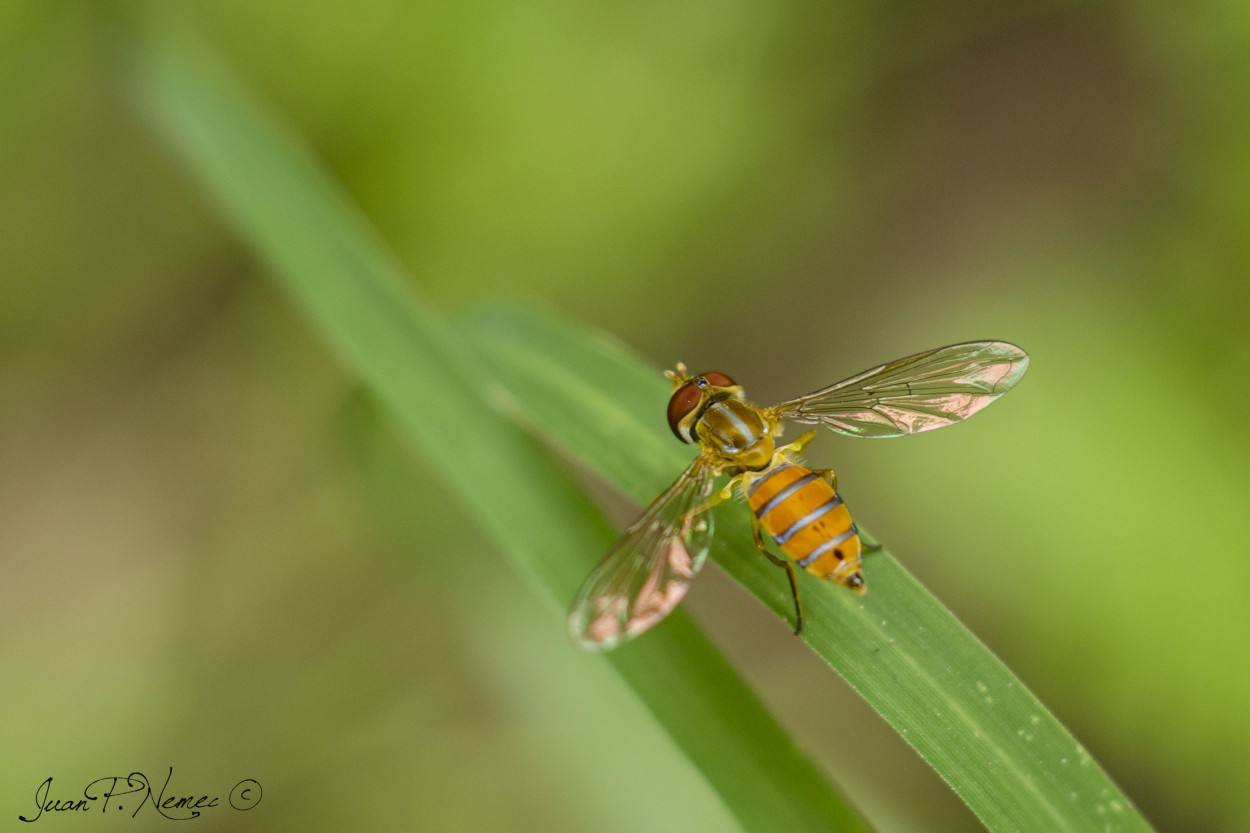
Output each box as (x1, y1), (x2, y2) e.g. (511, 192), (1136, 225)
(666, 382), (702, 441)
(702, 371), (735, 387)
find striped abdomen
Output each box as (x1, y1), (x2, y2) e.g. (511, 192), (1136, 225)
(746, 463), (865, 592)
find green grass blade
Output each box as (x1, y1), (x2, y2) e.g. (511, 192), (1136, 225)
(462, 302), (1158, 833)
(121, 17), (870, 833)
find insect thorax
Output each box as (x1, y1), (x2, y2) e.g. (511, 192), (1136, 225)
(696, 398), (775, 470)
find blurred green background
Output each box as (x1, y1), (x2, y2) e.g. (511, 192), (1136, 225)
(2, 0), (1248, 830)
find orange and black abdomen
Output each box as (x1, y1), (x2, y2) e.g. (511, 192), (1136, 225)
(746, 463), (865, 591)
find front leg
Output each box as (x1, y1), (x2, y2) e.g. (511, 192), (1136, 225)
(686, 472), (746, 519)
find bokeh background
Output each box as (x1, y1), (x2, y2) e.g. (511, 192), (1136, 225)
(3, 1), (1249, 830)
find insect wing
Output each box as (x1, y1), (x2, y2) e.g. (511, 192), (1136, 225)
(568, 458), (718, 652)
(768, 341), (1029, 438)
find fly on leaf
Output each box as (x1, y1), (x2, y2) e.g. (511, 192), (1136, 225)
(569, 342), (1030, 652)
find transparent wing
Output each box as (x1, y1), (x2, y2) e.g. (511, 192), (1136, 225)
(568, 457), (718, 652)
(767, 341), (1029, 438)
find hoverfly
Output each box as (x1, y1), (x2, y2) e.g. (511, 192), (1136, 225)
(568, 341), (1029, 651)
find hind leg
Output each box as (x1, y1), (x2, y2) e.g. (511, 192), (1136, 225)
(807, 468), (882, 556)
(807, 466), (838, 494)
(750, 513), (803, 636)
(858, 526), (884, 554)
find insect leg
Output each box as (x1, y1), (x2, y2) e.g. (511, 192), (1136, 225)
(750, 512), (804, 636)
(686, 473), (741, 518)
(809, 467), (880, 556)
(776, 429), (817, 457)
(808, 467), (838, 494)
(857, 526), (884, 554)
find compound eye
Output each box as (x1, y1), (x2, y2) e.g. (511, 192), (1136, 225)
(666, 382), (702, 441)
(701, 371), (736, 387)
